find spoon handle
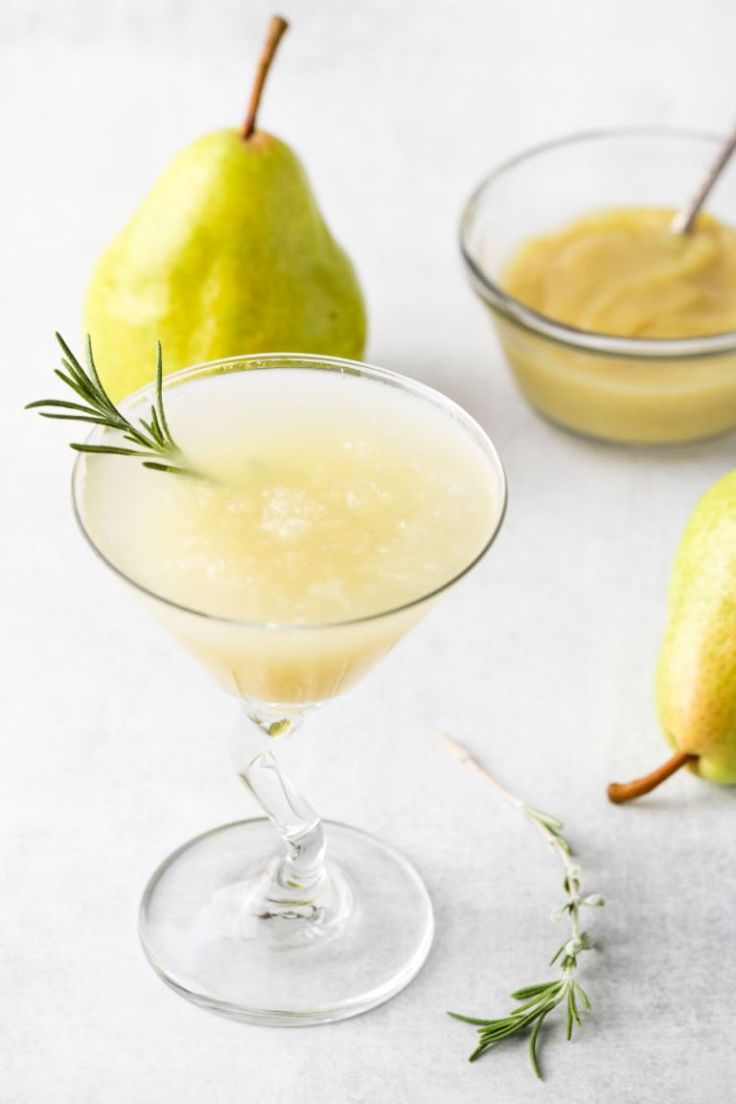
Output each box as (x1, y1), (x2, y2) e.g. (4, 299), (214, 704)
(671, 124), (736, 234)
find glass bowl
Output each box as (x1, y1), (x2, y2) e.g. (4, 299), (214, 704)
(460, 127), (736, 444)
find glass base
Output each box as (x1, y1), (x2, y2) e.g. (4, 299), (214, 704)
(139, 818), (434, 1025)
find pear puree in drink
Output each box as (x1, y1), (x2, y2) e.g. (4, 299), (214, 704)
(496, 208), (736, 442)
(81, 368), (500, 704)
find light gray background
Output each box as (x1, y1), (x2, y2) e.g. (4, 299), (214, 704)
(3, 1), (736, 1101)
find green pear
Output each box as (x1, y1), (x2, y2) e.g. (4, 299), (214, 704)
(609, 470), (736, 803)
(85, 17), (366, 401)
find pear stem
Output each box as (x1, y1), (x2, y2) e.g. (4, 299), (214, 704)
(242, 15), (289, 141)
(607, 749), (698, 804)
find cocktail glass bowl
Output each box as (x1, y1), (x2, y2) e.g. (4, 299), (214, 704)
(72, 353), (507, 1025)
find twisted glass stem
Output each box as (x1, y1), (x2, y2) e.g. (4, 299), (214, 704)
(231, 709), (327, 899)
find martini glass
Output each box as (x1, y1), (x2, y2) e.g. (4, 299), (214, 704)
(71, 353), (506, 1025)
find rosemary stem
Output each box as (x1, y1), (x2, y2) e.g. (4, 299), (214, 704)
(27, 334), (195, 478)
(442, 733), (576, 878)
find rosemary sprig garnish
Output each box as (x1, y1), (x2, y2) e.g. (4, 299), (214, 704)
(444, 734), (604, 1080)
(26, 333), (193, 476)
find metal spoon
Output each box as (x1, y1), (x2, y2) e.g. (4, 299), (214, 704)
(671, 123), (736, 234)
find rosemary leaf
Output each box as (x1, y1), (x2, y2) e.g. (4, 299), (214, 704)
(70, 443), (158, 457)
(528, 1009), (549, 1079)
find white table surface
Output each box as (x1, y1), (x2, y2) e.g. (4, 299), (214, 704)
(3, 1), (736, 1101)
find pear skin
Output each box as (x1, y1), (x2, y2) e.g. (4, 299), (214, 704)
(85, 130), (366, 400)
(84, 18), (366, 401)
(655, 470), (736, 784)
(609, 470), (736, 802)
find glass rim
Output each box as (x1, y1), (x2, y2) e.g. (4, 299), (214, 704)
(459, 124), (736, 360)
(71, 352), (507, 632)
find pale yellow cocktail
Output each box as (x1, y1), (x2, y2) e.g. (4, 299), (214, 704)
(79, 362), (501, 704)
(45, 347), (507, 1024)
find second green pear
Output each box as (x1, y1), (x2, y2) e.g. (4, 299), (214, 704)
(608, 468), (736, 803)
(656, 469), (736, 784)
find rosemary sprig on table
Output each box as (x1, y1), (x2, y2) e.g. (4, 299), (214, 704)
(444, 734), (604, 1080)
(26, 333), (193, 476)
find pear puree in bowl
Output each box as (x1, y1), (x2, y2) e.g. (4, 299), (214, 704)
(496, 207), (736, 443)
